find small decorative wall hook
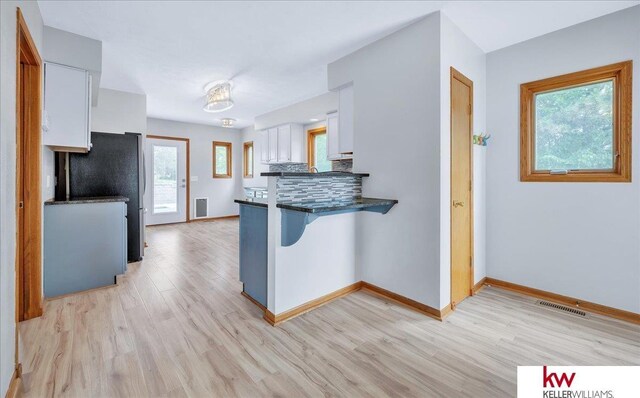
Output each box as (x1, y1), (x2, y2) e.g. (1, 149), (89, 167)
(473, 133), (491, 146)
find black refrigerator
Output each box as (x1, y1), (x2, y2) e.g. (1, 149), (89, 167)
(69, 132), (145, 262)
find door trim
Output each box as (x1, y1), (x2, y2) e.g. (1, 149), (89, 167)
(16, 7), (43, 324)
(449, 67), (474, 310)
(147, 134), (191, 222)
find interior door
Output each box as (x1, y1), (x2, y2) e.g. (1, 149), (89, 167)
(450, 67), (474, 309)
(146, 137), (187, 225)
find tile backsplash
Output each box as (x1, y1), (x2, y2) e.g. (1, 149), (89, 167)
(277, 176), (362, 203)
(331, 159), (353, 172)
(269, 163), (309, 172)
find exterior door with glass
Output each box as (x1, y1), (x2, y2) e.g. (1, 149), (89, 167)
(146, 137), (188, 225)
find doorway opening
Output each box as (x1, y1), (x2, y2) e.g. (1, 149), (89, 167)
(450, 67), (474, 310)
(146, 135), (190, 225)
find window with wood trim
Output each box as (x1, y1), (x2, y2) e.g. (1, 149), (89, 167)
(307, 127), (331, 172)
(213, 141), (232, 178)
(243, 141), (253, 178)
(520, 61), (632, 182)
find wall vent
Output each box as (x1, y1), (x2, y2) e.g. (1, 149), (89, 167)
(193, 197), (209, 219)
(537, 300), (587, 317)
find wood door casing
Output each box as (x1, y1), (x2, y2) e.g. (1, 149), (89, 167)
(16, 8), (43, 322)
(450, 67), (474, 309)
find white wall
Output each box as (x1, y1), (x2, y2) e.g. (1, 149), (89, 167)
(146, 118), (244, 219)
(92, 88), (147, 134)
(486, 6), (640, 313)
(240, 125), (270, 188)
(0, 1), (43, 394)
(328, 13), (443, 310)
(439, 13), (487, 308)
(254, 92), (337, 130)
(273, 211), (357, 313)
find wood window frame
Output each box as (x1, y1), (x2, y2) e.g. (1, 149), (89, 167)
(520, 61), (632, 182)
(307, 127), (326, 168)
(212, 141), (232, 178)
(243, 141), (253, 178)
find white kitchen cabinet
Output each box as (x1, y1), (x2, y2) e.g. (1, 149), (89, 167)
(327, 112), (342, 160)
(259, 129), (269, 163)
(259, 124), (304, 164)
(338, 84), (354, 155)
(277, 124), (291, 162)
(268, 128), (278, 163)
(43, 62), (92, 152)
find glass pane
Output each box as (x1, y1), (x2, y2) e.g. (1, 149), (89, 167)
(153, 145), (178, 214)
(314, 133), (331, 172)
(247, 146), (253, 176)
(535, 80), (614, 171)
(215, 145), (228, 175)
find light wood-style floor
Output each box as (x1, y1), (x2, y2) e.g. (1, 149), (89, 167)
(20, 219), (640, 397)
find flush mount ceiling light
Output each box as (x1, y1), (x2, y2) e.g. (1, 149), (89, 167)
(221, 118), (236, 128)
(203, 80), (234, 113)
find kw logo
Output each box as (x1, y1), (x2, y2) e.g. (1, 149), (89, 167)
(543, 366), (576, 388)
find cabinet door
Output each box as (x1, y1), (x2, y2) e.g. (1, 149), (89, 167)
(259, 130), (270, 164)
(338, 85), (354, 154)
(268, 128), (278, 162)
(277, 124), (291, 162)
(43, 62), (90, 151)
(327, 112), (342, 160)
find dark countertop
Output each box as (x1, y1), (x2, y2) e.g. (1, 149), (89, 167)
(234, 197), (268, 208)
(261, 171), (370, 177)
(277, 197), (398, 214)
(45, 196), (129, 206)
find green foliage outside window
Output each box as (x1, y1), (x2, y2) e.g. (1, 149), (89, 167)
(535, 80), (614, 171)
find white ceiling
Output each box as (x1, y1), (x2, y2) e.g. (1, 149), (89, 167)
(38, 1), (639, 129)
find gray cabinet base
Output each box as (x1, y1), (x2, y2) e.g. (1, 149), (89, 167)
(44, 202), (127, 298)
(239, 204), (268, 307)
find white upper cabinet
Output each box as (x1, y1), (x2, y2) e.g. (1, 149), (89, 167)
(259, 123), (304, 164)
(268, 128), (278, 162)
(277, 124), (292, 162)
(327, 112), (342, 160)
(327, 84), (354, 160)
(338, 84), (354, 155)
(43, 62), (92, 152)
(259, 129), (269, 164)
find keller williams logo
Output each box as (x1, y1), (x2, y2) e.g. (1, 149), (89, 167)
(543, 366), (576, 388)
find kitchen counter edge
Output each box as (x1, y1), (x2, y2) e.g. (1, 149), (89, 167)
(45, 196), (130, 206)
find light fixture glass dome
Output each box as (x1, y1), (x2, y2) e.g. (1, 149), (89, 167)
(203, 81), (234, 112)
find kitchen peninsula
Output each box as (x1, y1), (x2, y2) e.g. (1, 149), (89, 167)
(235, 166), (397, 325)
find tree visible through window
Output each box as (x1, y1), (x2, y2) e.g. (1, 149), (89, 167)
(520, 61), (632, 182)
(535, 80), (613, 171)
(307, 128), (331, 172)
(213, 141), (232, 178)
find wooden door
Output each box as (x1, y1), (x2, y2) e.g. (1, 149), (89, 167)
(450, 67), (474, 309)
(15, 9), (43, 321)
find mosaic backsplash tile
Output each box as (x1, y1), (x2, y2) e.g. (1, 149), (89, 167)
(331, 159), (353, 172)
(269, 163), (309, 172)
(277, 176), (362, 203)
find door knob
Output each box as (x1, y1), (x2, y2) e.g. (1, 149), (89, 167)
(181, 184), (186, 188)
(452, 200), (464, 208)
